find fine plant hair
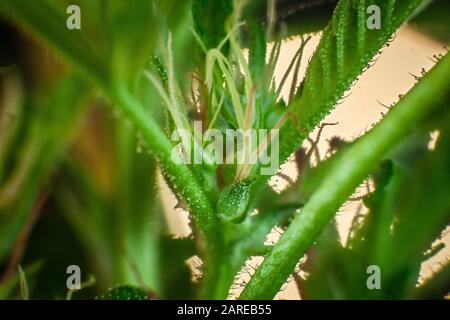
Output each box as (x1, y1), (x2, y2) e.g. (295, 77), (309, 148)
(0, 0), (449, 300)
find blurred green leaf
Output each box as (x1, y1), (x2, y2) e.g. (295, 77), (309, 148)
(106, 0), (157, 83)
(192, 0), (233, 49)
(0, 74), (90, 261)
(0, 65), (15, 74)
(158, 236), (196, 299)
(411, 0), (450, 43)
(0, 260), (44, 299)
(0, 0), (110, 84)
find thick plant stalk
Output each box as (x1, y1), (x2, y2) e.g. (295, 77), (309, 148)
(110, 85), (220, 249)
(240, 53), (450, 299)
(112, 86), (229, 298)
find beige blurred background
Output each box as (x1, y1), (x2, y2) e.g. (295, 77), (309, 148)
(159, 25), (449, 299)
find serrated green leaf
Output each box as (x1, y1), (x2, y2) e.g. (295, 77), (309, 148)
(278, 0), (425, 163)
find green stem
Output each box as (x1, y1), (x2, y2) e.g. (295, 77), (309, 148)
(0, 0), (223, 290)
(111, 85), (227, 298)
(239, 53), (450, 300)
(202, 259), (236, 299)
(109, 85), (220, 250)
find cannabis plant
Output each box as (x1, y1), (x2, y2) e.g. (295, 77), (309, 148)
(0, 0), (449, 300)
